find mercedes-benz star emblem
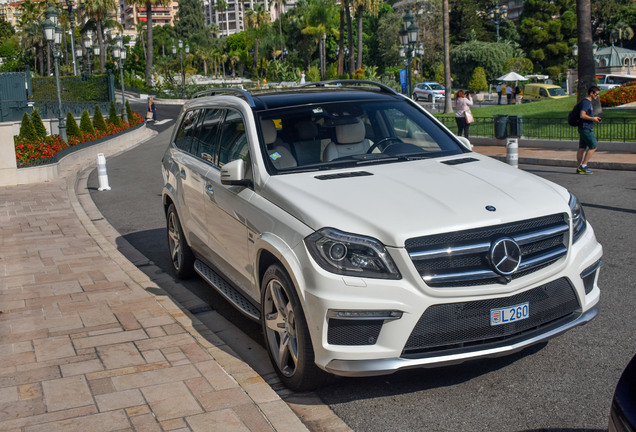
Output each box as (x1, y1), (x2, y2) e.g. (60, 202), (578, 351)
(490, 238), (522, 276)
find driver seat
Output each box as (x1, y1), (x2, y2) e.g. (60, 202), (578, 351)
(322, 119), (370, 161)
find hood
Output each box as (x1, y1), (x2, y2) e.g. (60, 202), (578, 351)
(260, 154), (569, 247)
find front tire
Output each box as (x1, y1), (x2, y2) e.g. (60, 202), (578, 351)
(261, 264), (333, 391)
(166, 204), (195, 279)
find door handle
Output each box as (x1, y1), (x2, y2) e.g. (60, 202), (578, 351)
(179, 169), (186, 179)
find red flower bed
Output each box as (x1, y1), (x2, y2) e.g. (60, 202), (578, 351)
(15, 112), (144, 166)
(600, 81), (636, 107)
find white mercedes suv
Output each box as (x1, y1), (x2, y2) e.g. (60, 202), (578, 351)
(161, 81), (602, 391)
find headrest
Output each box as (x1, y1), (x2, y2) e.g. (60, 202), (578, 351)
(261, 120), (277, 145)
(295, 120), (318, 140)
(335, 120), (365, 144)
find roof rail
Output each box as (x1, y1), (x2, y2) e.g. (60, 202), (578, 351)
(191, 87), (256, 107)
(298, 80), (400, 96)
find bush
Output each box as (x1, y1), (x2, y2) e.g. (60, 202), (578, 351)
(469, 67), (488, 93)
(31, 109), (48, 139)
(19, 112), (38, 141)
(66, 112), (81, 138)
(108, 101), (121, 127)
(93, 105), (107, 132)
(125, 100), (133, 123)
(79, 110), (95, 135)
(307, 66), (321, 82)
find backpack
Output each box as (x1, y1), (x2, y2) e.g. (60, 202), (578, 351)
(567, 102), (581, 127)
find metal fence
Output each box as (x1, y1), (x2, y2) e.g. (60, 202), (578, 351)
(438, 116), (636, 142)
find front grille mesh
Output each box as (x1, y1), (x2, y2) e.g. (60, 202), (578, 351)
(406, 214), (569, 287)
(328, 319), (383, 345)
(402, 277), (579, 357)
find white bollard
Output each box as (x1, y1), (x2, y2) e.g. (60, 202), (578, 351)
(506, 138), (519, 168)
(97, 153), (111, 191)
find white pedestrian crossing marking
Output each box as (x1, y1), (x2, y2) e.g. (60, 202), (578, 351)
(151, 119), (172, 125)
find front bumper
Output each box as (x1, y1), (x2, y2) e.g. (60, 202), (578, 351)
(324, 304), (599, 377)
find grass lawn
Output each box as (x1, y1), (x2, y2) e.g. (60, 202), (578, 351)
(434, 94), (635, 120)
(433, 95), (635, 141)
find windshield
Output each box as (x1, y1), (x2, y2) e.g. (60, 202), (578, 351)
(258, 100), (465, 174)
(548, 87), (566, 96)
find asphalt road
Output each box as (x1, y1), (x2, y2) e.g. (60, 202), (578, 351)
(89, 100), (636, 432)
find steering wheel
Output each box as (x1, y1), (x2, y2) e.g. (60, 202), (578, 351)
(367, 136), (405, 154)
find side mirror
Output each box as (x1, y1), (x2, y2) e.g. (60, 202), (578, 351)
(456, 136), (473, 150)
(220, 159), (252, 187)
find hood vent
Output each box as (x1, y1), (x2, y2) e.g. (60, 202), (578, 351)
(442, 157), (479, 166)
(315, 171), (373, 180)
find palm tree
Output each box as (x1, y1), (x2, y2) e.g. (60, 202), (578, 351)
(17, 0), (44, 75)
(128, 0), (172, 87)
(302, 0), (337, 79)
(353, 0), (380, 70)
(442, 0), (452, 114)
(275, 0), (287, 54)
(576, 0), (596, 100)
(245, 4), (270, 72)
(83, 0), (117, 73)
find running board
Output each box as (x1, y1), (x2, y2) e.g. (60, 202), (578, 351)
(194, 260), (261, 321)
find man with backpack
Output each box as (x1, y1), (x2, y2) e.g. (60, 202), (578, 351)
(576, 85), (602, 175)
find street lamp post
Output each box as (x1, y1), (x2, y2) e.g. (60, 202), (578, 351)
(172, 40), (189, 98)
(65, 0), (79, 76)
(112, 35), (128, 123)
(488, 4), (507, 43)
(43, 8), (67, 143)
(399, 10), (419, 99)
(83, 31), (93, 75)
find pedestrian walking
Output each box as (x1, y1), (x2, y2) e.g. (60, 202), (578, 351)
(454, 90), (473, 139)
(496, 83), (502, 105)
(147, 97), (157, 122)
(505, 85), (512, 104)
(300, 71), (306, 85)
(576, 85), (602, 175)
(514, 85), (521, 104)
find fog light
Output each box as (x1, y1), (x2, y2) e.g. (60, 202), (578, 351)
(327, 310), (403, 320)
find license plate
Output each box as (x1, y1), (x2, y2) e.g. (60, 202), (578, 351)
(490, 302), (529, 326)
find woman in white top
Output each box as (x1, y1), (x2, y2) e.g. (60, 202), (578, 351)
(454, 89), (473, 138)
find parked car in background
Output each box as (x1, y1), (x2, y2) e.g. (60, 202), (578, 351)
(523, 83), (568, 102)
(609, 353), (636, 432)
(161, 80), (602, 391)
(413, 81), (445, 101)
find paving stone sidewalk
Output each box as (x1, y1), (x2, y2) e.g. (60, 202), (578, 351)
(0, 176), (308, 431)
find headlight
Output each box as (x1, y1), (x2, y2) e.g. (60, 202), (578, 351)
(569, 192), (587, 243)
(305, 228), (401, 279)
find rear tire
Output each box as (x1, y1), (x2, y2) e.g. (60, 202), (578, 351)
(261, 264), (334, 391)
(413, 93), (418, 101)
(166, 204), (195, 279)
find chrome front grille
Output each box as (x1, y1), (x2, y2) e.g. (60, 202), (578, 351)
(406, 214), (569, 287)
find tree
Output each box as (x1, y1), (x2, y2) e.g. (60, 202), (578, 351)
(83, 0), (118, 73)
(451, 40), (515, 86)
(302, 0), (338, 79)
(576, 0), (596, 100)
(469, 66), (488, 92)
(353, 0), (380, 70)
(443, 0), (452, 113)
(31, 109), (47, 139)
(245, 4), (271, 73)
(175, 0), (207, 43)
(128, 0), (172, 87)
(518, 0), (576, 74)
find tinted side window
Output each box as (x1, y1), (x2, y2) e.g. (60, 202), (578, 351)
(194, 108), (225, 164)
(174, 109), (201, 153)
(218, 110), (249, 166)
